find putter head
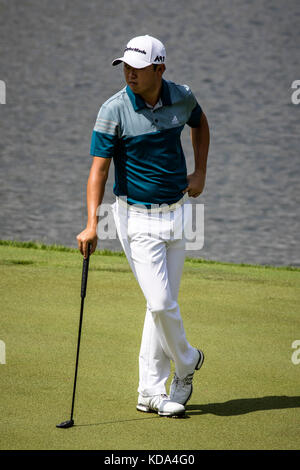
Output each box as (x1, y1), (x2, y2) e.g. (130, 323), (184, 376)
(56, 419), (74, 429)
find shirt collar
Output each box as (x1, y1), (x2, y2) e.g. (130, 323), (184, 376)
(145, 98), (162, 111)
(126, 79), (172, 111)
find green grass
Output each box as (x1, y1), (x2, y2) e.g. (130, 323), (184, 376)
(0, 241), (299, 450)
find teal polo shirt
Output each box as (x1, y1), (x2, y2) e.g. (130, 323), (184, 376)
(90, 79), (202, 206)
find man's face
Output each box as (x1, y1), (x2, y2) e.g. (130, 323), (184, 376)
(123, 63), (164, 96)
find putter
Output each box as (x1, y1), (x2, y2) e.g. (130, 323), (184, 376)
(56, 243), (91, 429)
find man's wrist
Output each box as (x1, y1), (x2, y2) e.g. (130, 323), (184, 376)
(194, 169), (206, 177)
(86, 219), (98, 231)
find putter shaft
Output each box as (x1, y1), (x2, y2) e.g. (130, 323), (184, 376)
(56, 245), (91, 429)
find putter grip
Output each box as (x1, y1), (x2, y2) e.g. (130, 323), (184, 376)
(81, 245), (91, 299)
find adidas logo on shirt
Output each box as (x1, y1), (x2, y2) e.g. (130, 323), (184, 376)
(171, 115), (179, 125)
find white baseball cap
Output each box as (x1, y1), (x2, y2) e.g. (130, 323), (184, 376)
(112, 35), (166, 69)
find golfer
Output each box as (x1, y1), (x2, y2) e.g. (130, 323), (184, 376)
(77, 35), (210, 417)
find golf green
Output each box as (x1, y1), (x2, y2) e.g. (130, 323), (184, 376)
(0, 241), (299, 450)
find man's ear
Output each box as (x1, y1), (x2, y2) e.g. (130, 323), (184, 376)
(158, 64), (166, 76)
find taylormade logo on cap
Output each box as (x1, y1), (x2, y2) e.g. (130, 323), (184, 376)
(112, 35), (166, 69)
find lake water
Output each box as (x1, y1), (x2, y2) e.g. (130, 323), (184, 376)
(0, 0), (299, 266)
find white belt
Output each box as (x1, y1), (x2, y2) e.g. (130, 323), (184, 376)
(117, 193), (189, 214)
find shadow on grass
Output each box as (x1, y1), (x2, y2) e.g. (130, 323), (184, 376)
(186, 395), (300, 416)
(74, 415), (161, 427)
(65, 396), (300, 428)
(74, 413), (190, 427)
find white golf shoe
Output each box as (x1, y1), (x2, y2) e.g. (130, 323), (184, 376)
(136, 394), (185, 417)
(170, 349), (205, 406)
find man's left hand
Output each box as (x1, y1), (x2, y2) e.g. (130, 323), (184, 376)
(183, 171), (206, 198)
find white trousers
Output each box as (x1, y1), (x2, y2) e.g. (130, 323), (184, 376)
(112, 197), (198, 397)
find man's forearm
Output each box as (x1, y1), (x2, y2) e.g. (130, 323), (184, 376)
(191, 112), (210, 175)
(86, 158), (111, 229)
(76, 157), (111, 257)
